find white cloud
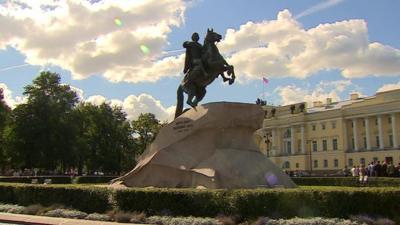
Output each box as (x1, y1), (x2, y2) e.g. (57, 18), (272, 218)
(220, 10), (400, 81)
(85, 93), (174, 121)
(86, 95), (107, 106)
(377, 81), (400, 93)
(117, 94), (174, 121)
(295, 0), (345, 19)
(0, 0), (185, 83)
(275, 80), (351, 106)
(0, 83), (26, 108)
(316, 79), (352, 92)
(0, 81), (175, 121)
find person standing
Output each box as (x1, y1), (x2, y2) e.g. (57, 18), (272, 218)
(387, 162), (395, 177)
(381, 161), (388, 177)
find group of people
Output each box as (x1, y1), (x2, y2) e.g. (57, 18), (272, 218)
(346, 161), (400, 183)
(255, 98), (267, 106)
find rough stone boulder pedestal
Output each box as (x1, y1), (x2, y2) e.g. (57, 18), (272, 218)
(113, 102), (296, 188)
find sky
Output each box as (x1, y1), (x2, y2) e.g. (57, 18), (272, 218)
(0, 0), (399, 121)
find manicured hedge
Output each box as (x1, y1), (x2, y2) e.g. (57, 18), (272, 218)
(114, 188), (229, 216)
(114, 187), (400, 221)
(0, 176), (72, 184)
(0, 183), (110, 213)
(292, 177), (400, 187)
(0, 176), (118, 184)
(1, 183), (400, 221)
(74, 176), (118, 184)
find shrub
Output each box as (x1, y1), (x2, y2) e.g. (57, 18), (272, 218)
(1, 184), (400, 222)
(0, 176), (72, 184)
(113, 187), (400, 221)
(260, 217), (361, 225)
(44, 209), (88, 219)
(114, 188), (229, 216)
(130, 211), (146, 223)
(74, 176), (118, 184)
(216, 215), (237, 225)
(22, 204), (45, 215)
(0, 183), (110, 213)
(0, 204), (24, 214)
(113, 211), (133, 223)
(86, 213), (111, 221)
(146, 216), (219, 225)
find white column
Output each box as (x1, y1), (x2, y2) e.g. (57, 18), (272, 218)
(352, 119), (359, 151)
(391, 113), (398, 147)
(343, 119), (348, 151)
(271, 129), (277, 156)
(291, 126), (295, 154)
(301, 125), (306, 154)
(365, 117), (371, 150)
(276, 128), (281, 155)
(377, 115), (384, 149)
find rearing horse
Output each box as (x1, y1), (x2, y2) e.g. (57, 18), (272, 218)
(174, 29), (235, 118)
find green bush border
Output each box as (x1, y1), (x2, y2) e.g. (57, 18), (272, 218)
(0, 183), (110, 213)
(0, 176), (118, 184)
(0, 176), (72, 184)
(0, 183), (400, 221)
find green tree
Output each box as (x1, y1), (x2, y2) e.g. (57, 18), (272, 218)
(74, 103), (135, 174)
(131, 113), (162, 156)
(3, 71), (78, 171)
(0, 88), (11, 170)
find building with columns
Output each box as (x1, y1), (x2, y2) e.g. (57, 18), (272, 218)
(259, 89), (400, 173)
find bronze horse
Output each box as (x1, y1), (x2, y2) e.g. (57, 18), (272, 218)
(175, 29), (235, 118)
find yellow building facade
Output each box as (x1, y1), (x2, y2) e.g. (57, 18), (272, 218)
(259, 89), (400, 173)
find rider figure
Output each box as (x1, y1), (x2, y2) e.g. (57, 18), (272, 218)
(183, 32), (208, 77)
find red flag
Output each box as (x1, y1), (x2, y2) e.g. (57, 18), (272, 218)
(263, 77), (269, 84)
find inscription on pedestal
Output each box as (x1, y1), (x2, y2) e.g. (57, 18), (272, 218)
(173, 119), (194, 133)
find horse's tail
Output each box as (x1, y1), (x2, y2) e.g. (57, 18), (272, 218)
(174, 85), (184, 119)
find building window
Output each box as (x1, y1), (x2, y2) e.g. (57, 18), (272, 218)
(348, 158), (353, 166)
(322, 123), (326, 130)
(375, 118), (378, 126)
(363, 137), (367, 149)
(296, 163), (299, 168)
(314, 160), (318, 168)
(332, 139), (338, 150)
(351, 122), (354, 128)
(312, 141), (317, 152)
(351, 138), (355, 150)
(283, 161), (290, 169)
(334, 159), (339, 168)
(322, 140), (327, 151)
(362, 120), (365, 127)
(287, 141), (292, 154)
(388, 117), (392, 124)
(312, 125), (316, 131)
(360, 158), (365, 165)
(389, 135), (393, 147)
(332, 122), (336, 129)
(324, 159), (328, 168)
(376, 136), (380, 148)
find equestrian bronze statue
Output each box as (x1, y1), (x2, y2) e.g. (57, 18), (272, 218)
(175, 29), (235, 118)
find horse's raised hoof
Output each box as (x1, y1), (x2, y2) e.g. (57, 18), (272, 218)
(229, 79), (234, 85)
